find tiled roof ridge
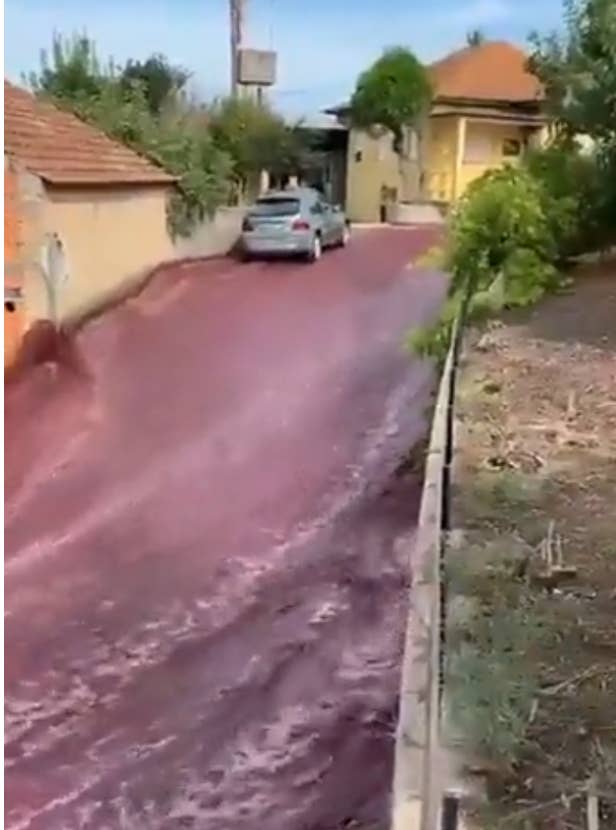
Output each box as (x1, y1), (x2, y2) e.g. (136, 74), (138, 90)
(428, 40), (543, 103)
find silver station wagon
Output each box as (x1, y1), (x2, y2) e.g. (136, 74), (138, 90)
(240, 187), (350, 262)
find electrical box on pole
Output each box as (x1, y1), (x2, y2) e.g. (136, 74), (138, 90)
(229, 0), (277, 99)
(237, 48), (277, 87)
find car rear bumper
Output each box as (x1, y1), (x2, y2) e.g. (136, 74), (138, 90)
(241, 232), (311, 256)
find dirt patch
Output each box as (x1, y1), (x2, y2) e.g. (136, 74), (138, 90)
(447, 260), (616, 828)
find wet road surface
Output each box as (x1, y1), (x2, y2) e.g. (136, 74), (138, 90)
(4, 227), (446, 829)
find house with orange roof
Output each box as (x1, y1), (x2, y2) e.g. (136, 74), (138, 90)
(4, 81), (176, 367)
(328, 41), (549, 223)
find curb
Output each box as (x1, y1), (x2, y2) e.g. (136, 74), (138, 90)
(391, 333), (457, 830)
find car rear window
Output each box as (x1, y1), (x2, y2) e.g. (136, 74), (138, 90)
(253, 198), (300, 217)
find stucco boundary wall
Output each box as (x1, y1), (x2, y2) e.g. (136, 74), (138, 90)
(60, 210), (242, 330)
(391, 318), (459, 830)
(64, 205), (246, 327)
(387, 202), (446, 226)
(171, 206), (244, 260)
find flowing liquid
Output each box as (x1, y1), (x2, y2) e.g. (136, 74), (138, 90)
(5, 227), (444, 829)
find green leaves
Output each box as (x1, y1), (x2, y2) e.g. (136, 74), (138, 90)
(408, 165), (572, 361)
(208, 97), (308, 197)
(528, 0), (616, 247)
(54, 75), (232, 238)
(28, 32), (287, 238)
(525, 142), (604, 256)
(529, 0), (616, 143)
(410, 1), (615, 358)
(120, 54), (189, 115)
(449, 167), (559, 300)
(349, 47), (432, 149)
(28, 32), (106, 102)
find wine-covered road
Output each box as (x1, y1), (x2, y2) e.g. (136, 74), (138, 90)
(5, 226), (445, 829)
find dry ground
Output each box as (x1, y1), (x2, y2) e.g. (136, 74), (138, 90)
(447, 259), (616, 829)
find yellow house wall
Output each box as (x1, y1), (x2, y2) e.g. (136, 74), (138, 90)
(26, 184), (174, 325)
(344, 114), (547, 217)
(424, 117), (545, 202)
(345, 128), (419, 223)
(456, 121), (530, 197)
(424, 117), (458, 202)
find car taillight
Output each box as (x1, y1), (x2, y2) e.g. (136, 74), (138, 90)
(292, 219), (310, 231)
(242, 217), (254, 231)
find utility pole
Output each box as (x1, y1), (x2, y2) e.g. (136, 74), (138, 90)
(229, 0), (245, 96)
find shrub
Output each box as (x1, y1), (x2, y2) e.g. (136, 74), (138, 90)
(29, 33), (307, 238)
(30, 34), (235, 238)
(71, 81), (232, 237)
(408, 167), (565, 360)
(449, 166), (561, 296)
(208, 97), (307, 202)
(406, 291), (461, 360)
(524, 141), (604, 257)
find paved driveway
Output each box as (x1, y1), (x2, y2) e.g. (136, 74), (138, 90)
(5, 227), (446, 830)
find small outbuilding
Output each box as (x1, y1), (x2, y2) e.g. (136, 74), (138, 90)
(4, 80), (176, 365)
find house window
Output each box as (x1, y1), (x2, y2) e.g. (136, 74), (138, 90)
(503, 138), (522, 157)
(463, 132), (491, 163)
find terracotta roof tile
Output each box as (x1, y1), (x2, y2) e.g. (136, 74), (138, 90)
(429, 41), (543, 103)
(4, 81), (175, 186)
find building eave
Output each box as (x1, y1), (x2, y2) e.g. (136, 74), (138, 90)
(40, 174), (178, 187)
(324, 97), (546, 125)
(433, 94), (543, 111)
(431, 100), (547, 125)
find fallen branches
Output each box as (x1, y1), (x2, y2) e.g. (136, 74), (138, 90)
(538, 665), (610, 697)
(533, 520), (577, 587)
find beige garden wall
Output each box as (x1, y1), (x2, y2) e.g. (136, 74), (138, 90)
(45, 184), (174, 322)
(14, 170), (243, 337)
(172, 206), (244, 260)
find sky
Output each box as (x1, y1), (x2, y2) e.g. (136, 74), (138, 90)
(5, 0), (564, 116)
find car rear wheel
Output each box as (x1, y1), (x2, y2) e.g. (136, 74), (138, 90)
(306, 234), (322, 262)
(340, 224), (350, 247)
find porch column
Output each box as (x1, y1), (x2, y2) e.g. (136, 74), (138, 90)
(453, 116), (467, 201)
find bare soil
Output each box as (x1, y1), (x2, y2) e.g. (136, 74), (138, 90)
(449, 259), (616, 828)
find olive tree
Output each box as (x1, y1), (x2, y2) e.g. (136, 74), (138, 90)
(349, 47), (432, 201)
